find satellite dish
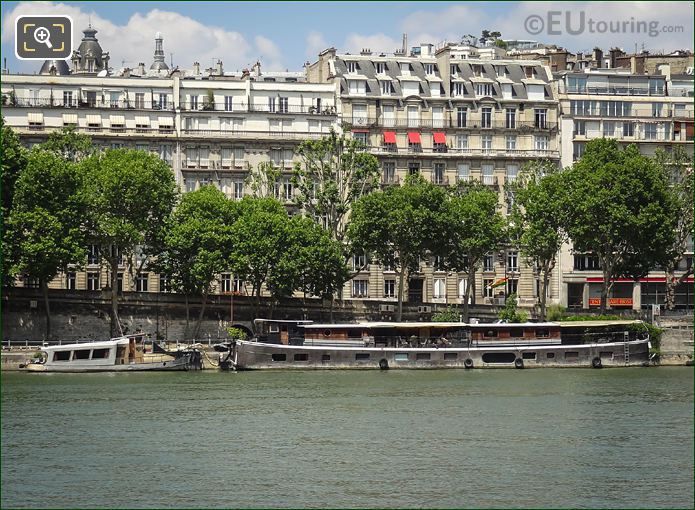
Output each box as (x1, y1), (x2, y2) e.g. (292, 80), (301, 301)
(97, 69), (108, 77)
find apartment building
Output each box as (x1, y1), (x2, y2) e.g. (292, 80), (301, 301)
(2, 26), (338, 294)
(306, 42), (562, 307)
(555, 68), (694, 310)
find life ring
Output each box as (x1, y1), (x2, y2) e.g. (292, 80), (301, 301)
(464, 358), (474, 369)
(514, 358), (524, 369)
(378, 358), (389, 370)
(591, 357), (603, 369)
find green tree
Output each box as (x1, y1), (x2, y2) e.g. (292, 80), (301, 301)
(348, 175), (449, 320)
(564, 139), (677, 314)
(654, 148), (694, 310)
(293, 130), (380, 244)
(509, 160), (567, 321)
(40, 127), (94, 162)
(497, 293), (528, 323)
(81, 149), (177, 337)
(156, 186), (236, 340)
(9, 149), (88, 339)
(1, 119), (28, 287)
(246, 161), (282, 199)
(443, 182), (506, 321)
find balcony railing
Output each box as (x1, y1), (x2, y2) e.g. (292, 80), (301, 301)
(343, 116), (558, 130)
(12, 124), (177, 137)
(3, 97), (175, 111)
(564, 107), (693, 119)
(368, 146), (559, 158)
(180, 128), (328, 140)
(180, 102), (337, 115)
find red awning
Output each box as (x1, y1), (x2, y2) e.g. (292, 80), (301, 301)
(433, 132), (446, 144)
(383, 131), (396, 144)
(352, 129), (369, 133)
(408, 132), (421, 144)
(585, 277), (694, 283)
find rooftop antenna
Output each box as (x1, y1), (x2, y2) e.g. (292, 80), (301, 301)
(170, 53), (174, 67)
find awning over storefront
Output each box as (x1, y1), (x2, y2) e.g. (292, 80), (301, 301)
(585, 277), (695, 283)
(407, 132), (421, 144)
(433, 132), (446, 144)
(383, 131), (396, 144)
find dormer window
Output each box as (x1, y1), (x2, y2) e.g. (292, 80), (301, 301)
(525, 66), (535, 78)
(346, 61), (358, 73)
(424, 63), (435, 75)
(473, 64), (483, 77)
(375, 62), (386, 74)
(450, 64), (458, 76)
(496, 66), (507, 78)
(400, 63), (411, 75)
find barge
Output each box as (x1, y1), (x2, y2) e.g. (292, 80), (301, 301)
(225, 320), (650, 370)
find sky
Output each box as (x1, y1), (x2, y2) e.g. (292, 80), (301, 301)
(1, 1), (693, 74)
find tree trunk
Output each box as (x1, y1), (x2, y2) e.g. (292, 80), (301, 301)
(192, 292), (207, 341)
(540, 267), (550, 322)
(462, 270), (475, 322)
(184, 294), (190, 341)
(664, 268), (676, 311)
(109, 256), (120, 338)
(41, 279), (51, 342)
(600, 265), (612, 315)
(397, 268), (405, 322)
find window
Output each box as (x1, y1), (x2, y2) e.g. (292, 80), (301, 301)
(268, 97), (276, 113)
(574, 120), (586, 136)
(506, 165), (518, 183)
(475, 83), (493, 96)
(432, 107), (444, 128)
(507, 278), (518, 296)
(456, 107), (467, 127)
(481, 107), (492, 128)
(294, 353), (308, 362)
(136, 143), (149, 152)
(224, 96), (233, 112)
(92, 348), (110, 359)
(346, 61), (357, 73)
(481, 163), (494, 185)
(233, 277), (244, 293)
(534, 109), (547, 128)
(534, 135), (549, 151)
(352, 280), (368, 297)
(603, 121), (616, 138)
(573, 142), (586, 161)
(454, 83), (465, 96)
(507, 251), (518, 272)
(159, 144), (172, 164)
(651, 103), (663, 118)
(87, 272), (100, 291)
(356, 353), (371, 360)
(278, 97), (289, 114)
(159, 275), (170, 293)
(375, 62), (386, 74)
(400, 62), (411, 75)
(66, 272), (76, 290)
(87, 244), (100, 265)
(272, 354), (287, 362)
(63, 90), (73, 107)
(384, 279), (395, 298)
(484, 254), (494, 272)
(157, 94), (168, 110)
(136, 273), (149, 292)
(233, 148), (245, 165)
(407, 106), (419, 128)
(644, 123), (657, 140)
(353, 253), (366, 271)
(450, 64), (458, 77)
(623, 122), (635, 137)
(394, 353), (409, 361)
(416, 352), (431, 361)
(481, 135), (492, 152)
(134, 92), (145, 109)
(457, 164), (470, 182)
(433, 278), (446, 299)
(53, 351), (71, 362)
(567, 76), (587, 93)
(505, 108), (516, 129)
(408, 162), (420, 176)
(455, 134), (469, 150)
(221, 274), (232, 293)
(433, 163), (446, 184)
(185, 178), (196, 193)
(380, 81), (392, 95)
(348, 80), (366, 95)
(505, 135), (517, 151)
(649, 78), (664, 95)
(382, 105), (395, 127)
(458, 278), (469, 299)
(233, 180), (244, 200)
(383, 162), (396, 183)
(353, 131), (368, 146)
(424, 63), (435, 75)
(73, 349), (90, 360)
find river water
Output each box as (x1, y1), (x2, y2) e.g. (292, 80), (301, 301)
(2, 368), (693, 508)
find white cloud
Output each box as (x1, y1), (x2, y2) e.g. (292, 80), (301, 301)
(402, 5), (487, 44)
(306, 30), (328, 59)
(343, 32), (401, 55)
(1, 1), (287, 72)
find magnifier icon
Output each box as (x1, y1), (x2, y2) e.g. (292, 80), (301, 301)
(34, 26), (52, 49)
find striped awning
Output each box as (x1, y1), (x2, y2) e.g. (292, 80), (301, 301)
(62, 113), (78, 124)
(109, 115), (125, 125)
(158, 116), (173, 127)
(28, 112), (44, 123)
(86, 114), (102, 125)
(135, 116), (150, 126)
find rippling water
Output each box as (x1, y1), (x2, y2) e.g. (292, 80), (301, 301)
(2, 368), (693, 508)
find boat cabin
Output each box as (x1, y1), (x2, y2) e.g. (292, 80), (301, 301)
(469, 322), (561, 346)
(300, 322), (470, 347)
(254, 319), (313, 345)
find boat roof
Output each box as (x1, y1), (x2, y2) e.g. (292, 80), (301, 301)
(41, 338), (130, 352)
(301, 322), (470, 330)
(557, 319), (643, 328)
(468, 322), (558, 328)
(254, 319), (314, 324)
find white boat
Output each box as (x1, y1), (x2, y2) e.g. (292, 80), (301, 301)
(24, 335), (202, 372)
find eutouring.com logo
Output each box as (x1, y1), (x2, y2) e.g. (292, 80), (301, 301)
(524, 11), (684, 38)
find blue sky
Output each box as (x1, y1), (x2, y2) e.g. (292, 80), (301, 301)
(2, 1), (692, 74)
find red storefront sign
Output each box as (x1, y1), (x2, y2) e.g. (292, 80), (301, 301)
(588, 297), (633, 307)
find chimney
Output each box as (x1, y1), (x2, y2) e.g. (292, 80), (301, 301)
(137, 62), (145, 75)
(360, 48), (372, 56)
(241, 68), (250, 80)
(193, 61), (200, 75)
(402, 33), (408, 54)
(216, 60), (223, 75)
(123, 67), (131, 78)
(630, 56), (637, 74)
(252, 60), (261, 77)
(592, 48), (603, 68)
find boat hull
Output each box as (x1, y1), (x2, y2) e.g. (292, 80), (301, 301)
(233, 339), (650, 370)
(25, 354), (195, 373)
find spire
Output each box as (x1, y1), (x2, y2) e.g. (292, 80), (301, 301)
(150, 32), (169, 71)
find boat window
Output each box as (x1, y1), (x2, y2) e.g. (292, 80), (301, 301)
(53, 351), (71, 361)
(600, 351), (613, 359)
(73, 349), (91, 360)
(269, 324), (279, 333)
(321, 354), (331, 361)
(483, 329), (498, 338)
(416, 352), (431, 361)
(394, 353), (409, 361)
(482, 352), (516, 363)
(509, 328), (523, 338)
(293, 353), (308, 362)
(536, 329), (550, 338)
(355, 353), (370, 360)
(443, 352), (457, 360)
(522, 352), (536, 360)
(323, 329), (332, 337)
(271, 353), (287, 362)
(92, 348), (110, 359)
(348, 329), (361, 338)
(546, 352), (555, 359)
(564, 351), (579, 360)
